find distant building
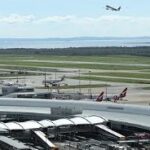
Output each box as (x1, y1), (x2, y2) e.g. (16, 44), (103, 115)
(2, 84), (34, 96)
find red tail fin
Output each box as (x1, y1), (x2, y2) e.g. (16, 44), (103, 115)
(119, 88), (128, 98)
(96, 91), (104, 102)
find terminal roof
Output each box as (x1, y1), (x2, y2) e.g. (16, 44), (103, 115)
(53, 118), (74, 126)
(0, 116), (106, 131)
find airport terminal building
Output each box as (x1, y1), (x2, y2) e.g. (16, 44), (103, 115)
(0, 98), (149, 149)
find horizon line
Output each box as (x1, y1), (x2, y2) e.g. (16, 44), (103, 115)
(0, 36), (150, 39)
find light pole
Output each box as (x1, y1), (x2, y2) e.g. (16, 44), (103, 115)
(106, 84), (108, 99)
(78, 69), (81, 93)
(44, 72), (47, 87)
(88, 70), (91, 96)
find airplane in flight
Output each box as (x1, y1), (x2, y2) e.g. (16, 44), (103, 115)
(43, 75), (65, 87)
(106, 5), (121, 11)
(96, 88), (128, 102)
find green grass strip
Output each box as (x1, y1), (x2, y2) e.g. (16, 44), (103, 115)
(72, 76), (150, 84)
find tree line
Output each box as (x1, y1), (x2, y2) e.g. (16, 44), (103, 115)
(0, 47), (150, 56)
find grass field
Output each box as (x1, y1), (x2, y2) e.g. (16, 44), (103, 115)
(1, 61), (150, 70)
(0, 54), (150, 64)
(0, 54), (149, 84)
(72, 76), (150, 84)
(0, 55), (150, 70)
(87, 72), (150, 79)
(142, 87), (150, 90)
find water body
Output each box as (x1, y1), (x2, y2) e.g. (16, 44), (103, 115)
(0, 37), (150, 48)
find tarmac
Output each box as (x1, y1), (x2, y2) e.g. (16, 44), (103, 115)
(0, 67), (150, 105)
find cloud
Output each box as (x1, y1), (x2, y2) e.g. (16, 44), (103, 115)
(34, 15), (150, 23)
(0, 14), (35, 24)
(70, 15), (150, 24)
(37, 15), (74, 23)
(0, 14), (150, 37)
(0, 14), (150, 25)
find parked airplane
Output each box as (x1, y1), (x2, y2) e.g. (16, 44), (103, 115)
(106, 5), (121, 11)
(43, 75), (65, 87)
(96, 88), (128, 102)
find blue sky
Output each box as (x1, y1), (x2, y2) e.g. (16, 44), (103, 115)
(0, 0), (150, 38)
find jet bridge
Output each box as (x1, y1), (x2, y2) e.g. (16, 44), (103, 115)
(96, 124), (125, 140)
(0, 136), (32, 150)
(32, 130), (58, 150)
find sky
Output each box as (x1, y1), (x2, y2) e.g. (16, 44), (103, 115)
(0, 0), (150, 38)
